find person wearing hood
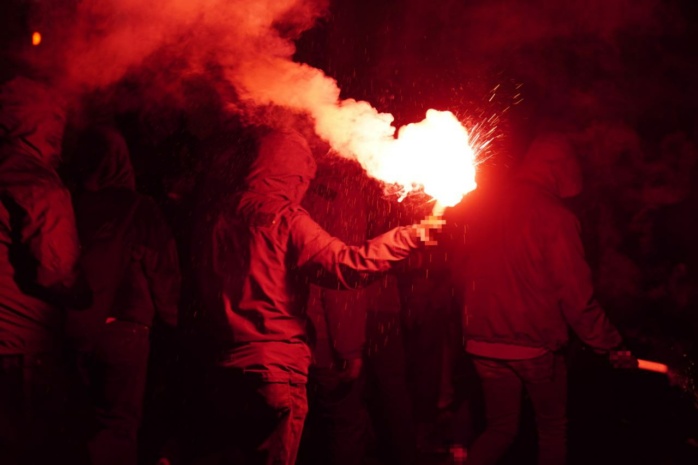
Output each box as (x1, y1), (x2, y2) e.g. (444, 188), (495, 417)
(65, 125), (181, 465)
(0, 76), (90, 464)
(195, 126), (443, 465)
(450, 133), (625, 465)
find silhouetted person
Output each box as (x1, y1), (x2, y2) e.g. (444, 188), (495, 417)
(398, 244), (457, 457)
(363, 196), (419, 465)
(195, 125), (442, 465)
(0, 76), (90, 464)
(65, 126), (180, 465)
(300, 157), (372, 465)
(453, 134), (625, 465)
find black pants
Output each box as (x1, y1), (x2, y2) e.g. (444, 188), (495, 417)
(0, 352), (72, 465)
(207, 369), (309, 465)
(467, 353), (567, 465)
(75, 320), (150, 465)
(365, 311), (417, 465)
(301, 366), (369, 465)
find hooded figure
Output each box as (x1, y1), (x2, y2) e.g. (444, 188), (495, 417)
(0, 76), (88, 464)
(196, 128), (439, 465)
(0, 76), (85, 354)
(65, 125), (180, 465)
(452, 133), (623, 465)
(300, 157), (373, 465)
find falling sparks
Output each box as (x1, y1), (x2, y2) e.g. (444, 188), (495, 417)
(32, 31), (42, 46)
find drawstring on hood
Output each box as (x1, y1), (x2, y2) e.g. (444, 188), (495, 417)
(516, 133), (582, 198)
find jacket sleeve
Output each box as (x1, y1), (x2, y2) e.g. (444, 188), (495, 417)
(21, 185), (79, 286)
(291, 212), (421, 289)
(140, 200), (181, 327)
(18, 183), (91, 309)
(546, 210), (622, 351)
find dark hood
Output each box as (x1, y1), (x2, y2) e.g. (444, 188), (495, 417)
(0, 76), (66, 163)
(516, 133), (582, 198)
(238, 129), (317, 215)
(74, 126), (136, 191)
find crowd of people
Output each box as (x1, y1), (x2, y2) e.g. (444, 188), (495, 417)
(1, 73), (693, 465)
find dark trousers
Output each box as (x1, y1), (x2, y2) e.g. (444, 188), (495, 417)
(76, 320), (150, 465)
(467, 352), (567, 465)
(209, 369), (308, 465)
(300, 367), (369, 465)
(365, 311), (417, 465)
(0, 353), (72, 465)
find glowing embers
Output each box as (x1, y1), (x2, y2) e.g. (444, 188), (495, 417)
(32, 32), (42, 46)
(374, 110), (479, 208)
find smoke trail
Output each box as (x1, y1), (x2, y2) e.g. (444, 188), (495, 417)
(48, 0), (327, 90)
(32, 0), (393, 151)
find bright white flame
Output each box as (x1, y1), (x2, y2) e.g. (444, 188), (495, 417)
(378, 109), (477, 207)
(318, 108), (478, 208)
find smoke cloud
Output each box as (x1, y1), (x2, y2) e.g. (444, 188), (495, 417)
(25, 0), (482, 203)
(45, 0), (328, 92)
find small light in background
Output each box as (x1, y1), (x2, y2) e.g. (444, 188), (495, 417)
(32, 31), (42, 46)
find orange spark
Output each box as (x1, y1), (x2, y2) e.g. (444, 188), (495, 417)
(32, 32), (42, 46)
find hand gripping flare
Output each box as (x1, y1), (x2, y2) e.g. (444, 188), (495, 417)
(414, 201), (447, 246)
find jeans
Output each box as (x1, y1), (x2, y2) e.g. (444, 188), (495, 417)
(467, 352), (567, 465)
(209, 369), (309, 465)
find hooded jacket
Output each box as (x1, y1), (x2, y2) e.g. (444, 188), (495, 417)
(65, 126), (180, 350)
(0, 77), (83, 354)
(455, 134), (621, 354)
(200, 129), (420, 383)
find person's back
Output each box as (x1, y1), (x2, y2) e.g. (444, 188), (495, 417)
(460, 134), (621, 358)
(460, 182), (583, 353)
(195, 126), (441, 465)
(202, 129), (424, 379)
(455, 133), (623, 465)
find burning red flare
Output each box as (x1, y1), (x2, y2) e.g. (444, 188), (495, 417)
(375, 109), (479, 210)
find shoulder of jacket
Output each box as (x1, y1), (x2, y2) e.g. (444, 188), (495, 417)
(285, 204), (314, 223)
(281, 205), (322, 236)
